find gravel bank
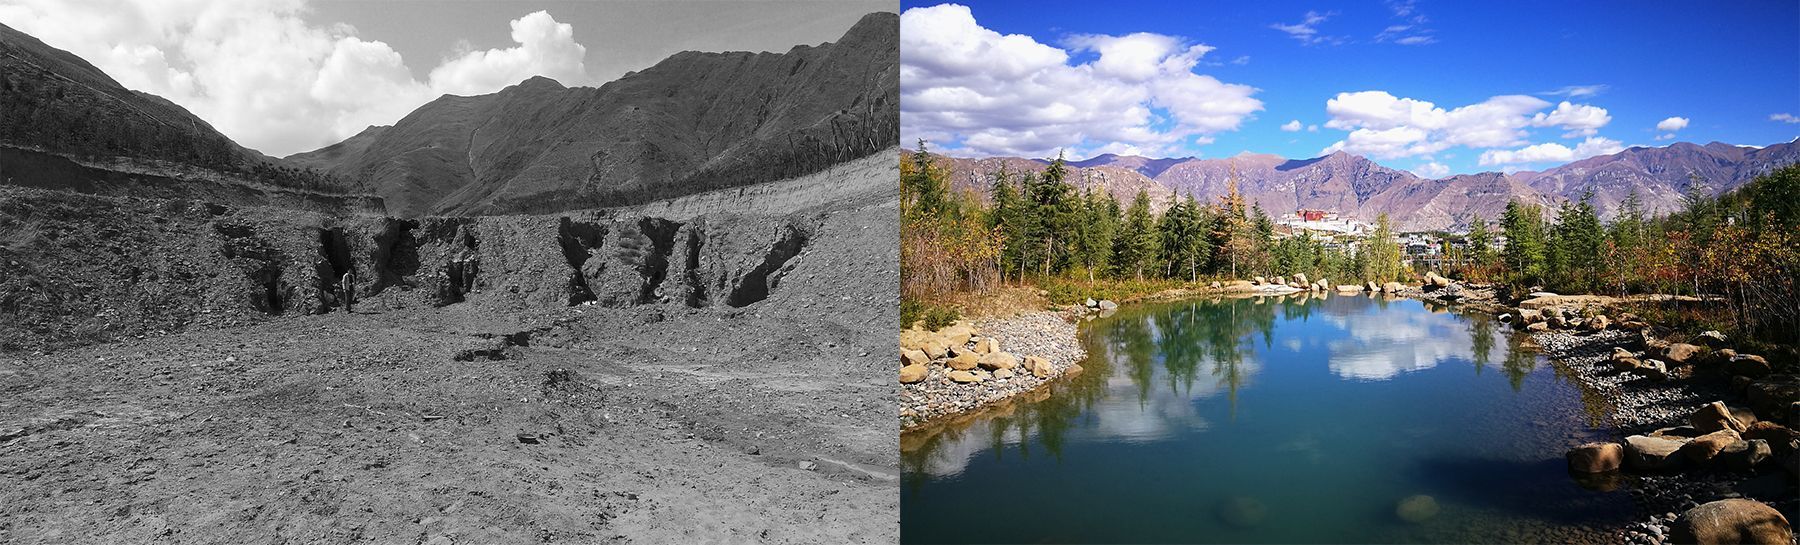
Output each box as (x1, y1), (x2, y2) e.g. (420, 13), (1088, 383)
(899, 307), (1088, 429)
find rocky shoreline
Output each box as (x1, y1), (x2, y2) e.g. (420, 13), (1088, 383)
(1413, 285), (1798, 544)
(898, 308), (1088, 430)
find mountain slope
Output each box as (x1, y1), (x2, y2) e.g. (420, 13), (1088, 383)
(290, 11), (898, 217)
(921, 139), (1800, 231)
(1526, 140), (1800, 216)
(0, 21), (378, 212)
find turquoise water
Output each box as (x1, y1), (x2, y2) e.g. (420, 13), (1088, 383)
(901, 293), (1634, 544)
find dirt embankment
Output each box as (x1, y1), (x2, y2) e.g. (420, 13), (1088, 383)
(0, 150), (900, 543)
(0, 150), (897, 353)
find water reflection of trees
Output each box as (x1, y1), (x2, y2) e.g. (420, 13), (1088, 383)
(899, 296), (1283, 482)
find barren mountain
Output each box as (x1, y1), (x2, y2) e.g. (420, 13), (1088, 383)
(1525, 140), (1800, 217)
(0, 22), (379, 213)
(922, 139), (1800, 231)
(290, 12), (898, 218)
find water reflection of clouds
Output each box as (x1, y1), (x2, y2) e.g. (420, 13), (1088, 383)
(1322, 301), (1509, 380)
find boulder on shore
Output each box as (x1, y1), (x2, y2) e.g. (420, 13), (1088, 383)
(946, 351), (980, 371)
(1680, 429), (1743, 465)
(1697, 330), (1730, 348)
(1625, 434), (1687, 470)
(977, 351), (1019, 370)
(1665, 343), (1704, 365)
(1294, 273), (1309, 285)
(947, 370), (981, 383)
(900, 365), (928, 383)
(1726, 354), (1771, 378)
(1692, 401), (1749, 433)
(901, 349), (929, 367)
(1671, 499), (1792, 545)
(1566, 442), (1624, 473)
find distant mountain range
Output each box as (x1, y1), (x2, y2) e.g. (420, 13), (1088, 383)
(0, 21), (379, 212)
(918, 140), (1800, 231)
(289, 11), (898, 217)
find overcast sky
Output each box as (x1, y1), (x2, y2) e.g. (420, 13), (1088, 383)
(0, 0), (891, 157)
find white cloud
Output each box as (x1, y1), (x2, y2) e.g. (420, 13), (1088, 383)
(1532, 101), (1611, 136)
(0, 1), (595, 156)
(427, 11), (588, 96)
(1540, 84), (1609, 98)
(1656, 116), (1689, 132)
(1281, 120), (1303, 132)
(1270, 11), (1342, 46)
(1320, 91), (1614, 159)
(1772, 113), (1800, 124)
(1230, 55), (1250, 65)
(1307, 124), (1319, 132)
(1412, 161), (1450, 178)
(901, 4), (1262, 158)
(1477, 136), (1623, 166)
(1374, 1), (1434, 45)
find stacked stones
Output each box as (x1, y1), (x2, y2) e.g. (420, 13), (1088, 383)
(898, 313), (1087, 428)
(899, 323), (1058, 385)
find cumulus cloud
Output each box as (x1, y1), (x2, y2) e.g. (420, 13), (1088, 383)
(0, 0), (594, 156)
(1653, 116), (1688, 140)
(1319, 90), (1613, 159)
(1772, 113), (1800, 124)
(1281, 120), (1303, 132)
(1477, 136), (1623, 166)
(901, 4), (1262, 158)
(1532, 101), (1611, 137)
(1412, 161), (1449, 178)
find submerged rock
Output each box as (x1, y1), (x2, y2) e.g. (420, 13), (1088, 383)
(1216, 497), (1268, 528)
(1567, 442), (1624, 473)
(1395, 495), (1440, 524)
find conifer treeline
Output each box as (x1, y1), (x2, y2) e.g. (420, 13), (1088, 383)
(899, 144), (1405, 302)
(901, 144), (1799, 343)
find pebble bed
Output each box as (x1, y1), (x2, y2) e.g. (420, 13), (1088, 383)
(899, 308), (1088, 429)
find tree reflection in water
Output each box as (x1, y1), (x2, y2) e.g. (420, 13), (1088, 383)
(899, 294), (1619, 485)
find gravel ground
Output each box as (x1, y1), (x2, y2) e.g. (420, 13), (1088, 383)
(898, 308), (1087, 429)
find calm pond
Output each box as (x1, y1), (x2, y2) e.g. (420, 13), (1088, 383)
(901, 293), (1636, 544)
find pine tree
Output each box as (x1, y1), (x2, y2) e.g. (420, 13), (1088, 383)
(1500, 200), (1548, 286)
(1116, 190), (1156, 279)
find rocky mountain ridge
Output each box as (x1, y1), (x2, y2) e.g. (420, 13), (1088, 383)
(922, 139), (1800, 231)
(289, 11), (898, 217)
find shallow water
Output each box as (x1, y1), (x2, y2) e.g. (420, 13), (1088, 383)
(901, 293), (1634, 544)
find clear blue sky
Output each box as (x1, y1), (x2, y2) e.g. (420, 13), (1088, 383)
(900, 0), (1800, 176)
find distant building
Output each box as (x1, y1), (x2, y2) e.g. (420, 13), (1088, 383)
(1275, 209), (1373, 237)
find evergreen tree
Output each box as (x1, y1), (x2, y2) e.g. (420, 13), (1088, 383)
(989, 166), (1028, 282)
(1467, 213), (1494, 267)
(1116, 190), (1156, 279)
(902, 140), (948, 219)
(1500, 200), (1548, 286)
